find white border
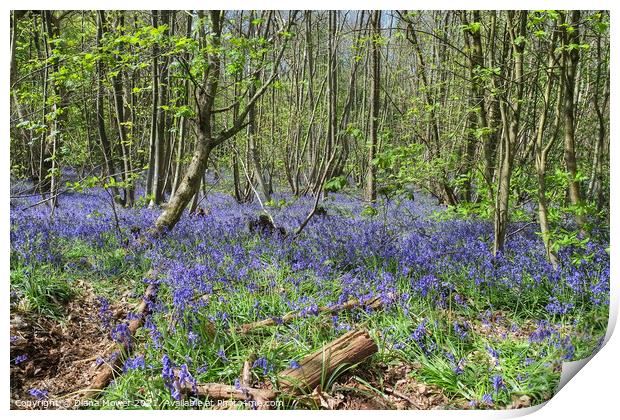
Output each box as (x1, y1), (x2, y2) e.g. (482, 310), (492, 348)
(2, 1), (617, 419)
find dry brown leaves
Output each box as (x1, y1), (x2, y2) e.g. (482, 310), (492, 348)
(10, 280), (132, 409)
(506, 394), (533, 409)
(294, 362), (449, 410)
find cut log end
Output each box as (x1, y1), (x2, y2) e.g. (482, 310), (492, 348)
(277, 329), (378, 395)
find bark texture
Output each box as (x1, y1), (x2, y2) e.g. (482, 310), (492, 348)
(277, 329), (378, 395)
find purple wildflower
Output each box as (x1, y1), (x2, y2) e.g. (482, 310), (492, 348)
(162, 354), (175, 382)
(188, 331), (199, 346)
(217, 348), (228, 363)
(96, 296), (112, 328)
(29, 388), (48, 400)
(491, 375), (505, 393)
(485, 345), (500, 365)
(14, 354), (28, 364)
(123, 354), (146, 372)
(253, 357), (272, 375)
(177, 363), (197, 394)
(453, 321), (469, 340)
(482, 393), (493, 405)
(110, 323), (131, 345)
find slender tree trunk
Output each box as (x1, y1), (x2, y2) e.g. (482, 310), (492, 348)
(534, 29), (561, 269)
(111, 11), (134, 206)
(146, 10), (159, 203)
(462, 11), (491, 202)
(493, 11), (526, 255)
(325, 11), (338, 180)
(171, 14), (193, 198)
(588, 23), (609, 212)
(155, 11), (222, 231)
(95, 11), (120, 201)
(364, 11), (380, 203)
(561, 10), (585, 232)
(246, 15), (272, 203)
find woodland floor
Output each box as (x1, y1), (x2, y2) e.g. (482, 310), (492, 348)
(9, 183), (608, 410)
(9, 291), (541, 410)
(10, 297), (451, 410)
(10, 280), (130, 409)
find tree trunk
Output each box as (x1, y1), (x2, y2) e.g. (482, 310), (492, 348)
(146, 10), (159, 203)
(278, 329), (378, 395)
(493, 11), (526, 255)
(246, 13), (272, 203)
(171, 15), (193, 198)
(534, 28), (561, 269)
(588, 22), (609, 213)
(111, 11), (134, 206)
(364, 11), (380, 202)
(154, 11), (222, 232)
(561, 10), (585, 232)
(154, 11), (296, 232)
(95, 11), (120, 201)
(462, 11), (491, 202)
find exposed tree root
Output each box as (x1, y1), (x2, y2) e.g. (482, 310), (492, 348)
(240, 354), (256, 388)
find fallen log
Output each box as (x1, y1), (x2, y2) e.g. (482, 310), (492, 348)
(238, 295), (385, 334)
(179, 382), (276, 409)
(80, 282), (158, 400)
(277, 328), (378, 395)
(180, 329), (377, 408)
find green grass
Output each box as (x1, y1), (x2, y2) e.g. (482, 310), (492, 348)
(10, 265), (75, 319)
(97, 266), (582, 409)
(10, 233), (607, 410)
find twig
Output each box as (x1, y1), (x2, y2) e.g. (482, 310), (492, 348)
(238, 294), (387, 334)
(232, 144), (278, 227)
(292, 147), (338, 238)
(19, 188), (70, 211)
(73, 343), (117, 364)
(240, 354), (256, 388)
(506, 222), (537, 239)
(384, 386), (422, 409)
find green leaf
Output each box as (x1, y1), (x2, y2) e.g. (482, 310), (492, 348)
(361, 205), (378, 218)
(324, 176), (348, 193)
